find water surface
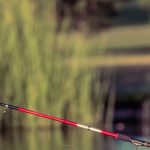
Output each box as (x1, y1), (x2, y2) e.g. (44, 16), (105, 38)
(0, 129), (149, 150)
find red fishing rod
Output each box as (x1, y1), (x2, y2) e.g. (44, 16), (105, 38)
(0, 102), (150, 148)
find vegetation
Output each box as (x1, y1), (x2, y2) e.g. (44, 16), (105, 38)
(0, 0), (149, 130)
(0, 0), (111, 129)
(56, 0), (118, 31)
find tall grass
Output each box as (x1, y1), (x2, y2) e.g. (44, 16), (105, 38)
(0, 0), (110, 129)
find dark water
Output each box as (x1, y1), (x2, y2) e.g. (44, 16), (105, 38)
(0, 129), (149, 150)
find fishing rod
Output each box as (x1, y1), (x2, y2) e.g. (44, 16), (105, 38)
(0, 102), (150, 148)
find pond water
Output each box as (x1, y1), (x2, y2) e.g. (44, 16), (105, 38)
(0, 129), (149, 150)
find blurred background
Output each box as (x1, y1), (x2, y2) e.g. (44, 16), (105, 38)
(0, 0), (150, 150)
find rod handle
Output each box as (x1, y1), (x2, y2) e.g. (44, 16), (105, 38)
(118, 134), (150, 147)
(131, 138), (150, 147)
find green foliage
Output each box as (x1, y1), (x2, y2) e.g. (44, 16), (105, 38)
(0, 0), (107, 128)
